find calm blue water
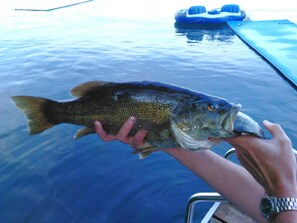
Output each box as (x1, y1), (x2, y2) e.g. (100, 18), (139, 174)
(0, 1), (297, 223)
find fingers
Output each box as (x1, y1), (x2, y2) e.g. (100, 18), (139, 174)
(224, 135), (256, 150)
(116, 116), (136, 143)
(263, 120), (292, 149)
(95, 120), (116, 141)
(132, 130), (148, 148)
(224, 120), (283, 148)
(95, 117), (147, 149)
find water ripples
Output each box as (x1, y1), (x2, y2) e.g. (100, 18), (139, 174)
(0, 1), (297, 222)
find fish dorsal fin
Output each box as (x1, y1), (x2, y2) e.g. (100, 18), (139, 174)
(70, 81), (110, 97)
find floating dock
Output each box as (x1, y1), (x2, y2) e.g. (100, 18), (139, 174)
(227, 20), (297, 88)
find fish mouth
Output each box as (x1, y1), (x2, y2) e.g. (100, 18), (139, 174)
(221, 104), (241, 133)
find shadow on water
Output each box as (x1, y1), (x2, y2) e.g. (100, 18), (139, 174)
(174, 22), (236, 43)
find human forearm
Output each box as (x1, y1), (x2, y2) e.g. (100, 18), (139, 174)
(162, 148), (267, 223)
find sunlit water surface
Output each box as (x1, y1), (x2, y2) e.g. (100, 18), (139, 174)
(0, 0), (297, 222)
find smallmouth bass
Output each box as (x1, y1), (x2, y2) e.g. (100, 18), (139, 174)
(12, 81), (264, 158)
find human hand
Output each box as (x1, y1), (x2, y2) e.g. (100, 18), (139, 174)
(94, 116), (148, 148)
(225, 120), (297, 197)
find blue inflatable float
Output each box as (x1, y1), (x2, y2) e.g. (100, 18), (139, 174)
(175, 4), (246, 24)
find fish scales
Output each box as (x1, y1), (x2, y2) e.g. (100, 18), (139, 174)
(11, 81), (265, 158)
(44, 83), (178, 139)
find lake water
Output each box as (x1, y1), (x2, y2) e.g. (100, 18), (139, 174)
(0, 0), (297, 222)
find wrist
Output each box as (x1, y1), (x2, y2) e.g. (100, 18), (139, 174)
(267, 181), (297, 198)
(260, 178), (297, 221)
(260, 195), (297, 221)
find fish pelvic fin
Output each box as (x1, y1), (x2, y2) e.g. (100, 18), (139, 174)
(131, 143), (158, 159)
(74, 127), (95, 140)
(11, 96), (57, 135)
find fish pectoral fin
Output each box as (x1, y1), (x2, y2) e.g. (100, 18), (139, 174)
(70, 81), (110, 97)
(73, 127), (95, 140)
(131, 143), (158, 159)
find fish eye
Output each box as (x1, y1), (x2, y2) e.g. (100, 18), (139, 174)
(207, 104), (218, 112)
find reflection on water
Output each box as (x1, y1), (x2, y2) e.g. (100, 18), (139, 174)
(174, 22), (235, 42)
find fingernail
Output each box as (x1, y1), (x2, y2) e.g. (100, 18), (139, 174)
(263, 120), (271, 125)
(128, 116), (136, 124)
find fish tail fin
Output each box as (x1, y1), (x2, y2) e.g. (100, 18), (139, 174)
(11, 96), (57, 135)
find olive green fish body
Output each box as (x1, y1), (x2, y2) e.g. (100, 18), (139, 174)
(12, 82), (198, 147)
(54, 95), (177, 147)
(11, 81), (265, 156)
(55, 81), (212, 148)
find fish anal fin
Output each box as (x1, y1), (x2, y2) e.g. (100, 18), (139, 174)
(131, 143), (158, 159)
(74, 127), (95, 140)
(70, 81), (110, 97)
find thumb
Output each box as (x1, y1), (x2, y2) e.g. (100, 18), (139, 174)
(263, 120), (287, 140)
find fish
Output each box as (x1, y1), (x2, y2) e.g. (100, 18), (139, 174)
(11, 81), (264, 158)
